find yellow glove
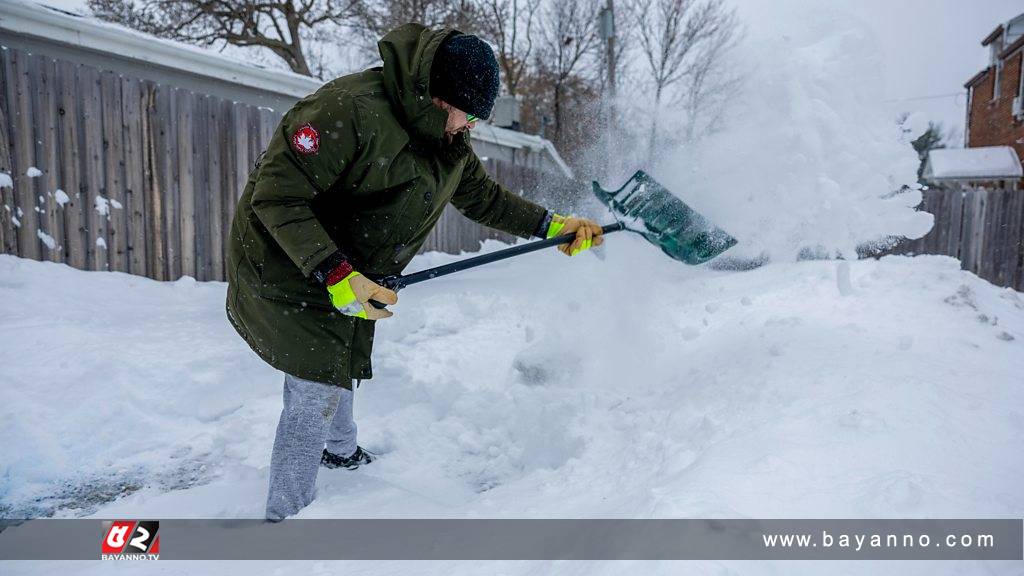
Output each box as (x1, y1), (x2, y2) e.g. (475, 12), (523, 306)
(327, 270), (398, 320)
(546, 214), (605, 256)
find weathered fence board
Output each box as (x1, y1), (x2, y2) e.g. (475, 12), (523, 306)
(932, 188), (950, 256)
(943, 190), (959, 256)
(101, 70), (128, 272)
(35, 55), (62, 263)
(988, 191), (1008, 286)
(1, 45), (573, 283)
(176, 89), (196, 279)
(0, 47), (12, 257)
(211, 98), (231, 281)
(56, 60), (86, 268)
(227, 102), (249, 237)
(1009, 192), (1024, 289)
(154, 81), (176, 280)
(122, 77), (146, 275)
(10, 48), (40, 261)
(192, 93), (210, 281)
(968, 191), (987, 276)
(80, 65), (108, 271)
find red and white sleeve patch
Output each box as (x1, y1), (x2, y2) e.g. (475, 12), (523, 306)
(291, 123), (320, 155)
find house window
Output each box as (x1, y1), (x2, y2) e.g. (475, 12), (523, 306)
(989, 32), (1004, 64)
(1019, 53), (1024, 99)
(1016, 54), (1024, 121)
(989, 33), (1003, 63)
(993, 60), (1002, 101)
(988, 30), (1003, 102)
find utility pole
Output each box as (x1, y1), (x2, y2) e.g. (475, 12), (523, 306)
(599, 0), (616, 98)
(599, 0), (617, 178)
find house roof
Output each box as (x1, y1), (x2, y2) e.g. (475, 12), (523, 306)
(982, 24), (1005, 47)
(471, 123), (574, 179)
(923, 146), (1023, 181)
(0, 0), (322, 99)
(964, 68), (989, 89)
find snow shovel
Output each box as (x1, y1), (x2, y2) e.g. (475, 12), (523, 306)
(368, 170), (737, 309)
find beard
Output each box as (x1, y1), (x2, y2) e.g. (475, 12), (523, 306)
(410, 128), (471, 164)
(438, 131), (472, 164)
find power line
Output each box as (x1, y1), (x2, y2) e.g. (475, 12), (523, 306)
(882, 92), (964, 103)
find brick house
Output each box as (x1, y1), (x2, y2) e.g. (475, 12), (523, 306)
(930, 12), (1024, 189)
(965, 12), (1024, 161)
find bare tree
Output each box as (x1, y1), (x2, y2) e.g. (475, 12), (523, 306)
(627, 0), (737, 149)
(88, 0), (361, 77)
(534, 0), (601, 142)
(476, 0), (541, 96)
(351, 0), (486, 40)
(676, 22), (739, 141)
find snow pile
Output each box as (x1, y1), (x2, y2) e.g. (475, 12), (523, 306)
(657, 1), (933, 261)
(0, 259), (277, 520)
(1, 241), (1022, 574)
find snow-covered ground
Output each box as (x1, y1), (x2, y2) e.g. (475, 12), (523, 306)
(2, 237), (1022, 574)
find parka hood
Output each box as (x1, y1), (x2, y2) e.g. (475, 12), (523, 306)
(378, 24), (461, 148)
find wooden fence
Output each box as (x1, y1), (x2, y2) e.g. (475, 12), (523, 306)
(0, 45), (575, 281)
(894, 186), (1024, 291)
(0, 45), (275, 281)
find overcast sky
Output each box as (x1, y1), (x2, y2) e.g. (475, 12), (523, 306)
(736, 0), (1022, 144)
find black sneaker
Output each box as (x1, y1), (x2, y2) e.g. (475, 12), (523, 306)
(321, 446), (375, 470)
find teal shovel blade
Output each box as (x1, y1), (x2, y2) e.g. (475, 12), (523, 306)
(593, 170), (738, 265)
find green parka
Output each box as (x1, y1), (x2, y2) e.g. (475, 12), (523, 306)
(225, 24), (549, 388)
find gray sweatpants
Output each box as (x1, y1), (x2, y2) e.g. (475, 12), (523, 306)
(265, 373), (358, 521)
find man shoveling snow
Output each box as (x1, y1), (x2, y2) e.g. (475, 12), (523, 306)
(224, 23), (604, 521)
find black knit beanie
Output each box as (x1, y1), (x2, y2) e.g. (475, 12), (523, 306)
(430, 33), (501, 120)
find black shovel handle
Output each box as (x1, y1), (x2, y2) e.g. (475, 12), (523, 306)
(368, 222), (625, 309)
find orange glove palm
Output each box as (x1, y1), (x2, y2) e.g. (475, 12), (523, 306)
(546, 214), (605, 256)
(327, 271), (398, 320)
